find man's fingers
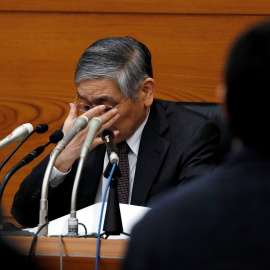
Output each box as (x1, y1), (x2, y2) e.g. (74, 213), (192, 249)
(96, 114), (120, 136)
(83, 105), (107, 120)
(62, 103), (79, 135)
(97, 109), (119, 123)
(66, 103), (79, 122)
(98, 109), (120, 125)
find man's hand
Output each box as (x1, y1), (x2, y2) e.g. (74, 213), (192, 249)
(54, 103), (120, 173)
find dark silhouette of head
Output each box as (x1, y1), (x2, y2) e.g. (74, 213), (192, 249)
(225, 20), (270, 149)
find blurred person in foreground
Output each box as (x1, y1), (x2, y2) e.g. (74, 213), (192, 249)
(11, 36), (219, 228)
(0, 209), (38, 269)
(121, 21), (270, 270)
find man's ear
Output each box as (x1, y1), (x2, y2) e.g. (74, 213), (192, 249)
(140, 78), (155, 107)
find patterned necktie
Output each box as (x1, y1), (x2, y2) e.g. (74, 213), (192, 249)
(116, 141), (130, 204)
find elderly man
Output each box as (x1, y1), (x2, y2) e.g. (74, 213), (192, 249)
(11, 36), (219, 227)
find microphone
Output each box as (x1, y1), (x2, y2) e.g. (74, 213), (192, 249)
(54, 115), (89, 153)
(38, 115), (89, 236)
(0, 123), (49, 172)
(19, 130), (64, 166)
(48, 129), (64, 144)
(34, 123), (49, 134)
(101, 128), (119, 164)
(80, 117), (102, 157)
(68, 117), (102, 236)
(0, 123), (33, 151)
(0, 130), (64, 205)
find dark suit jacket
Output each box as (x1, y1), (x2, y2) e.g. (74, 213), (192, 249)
(11, 99), (219, 227)
(121, 146), (270, 270)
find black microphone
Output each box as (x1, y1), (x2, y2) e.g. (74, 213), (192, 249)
(0, 123), (49, 171)
(0, 130), (63, 205)
(101, 128), (119, 164)
(49, 129), (64, 144)
(20, 130), (64, 166)
(35, 123), (49, 134)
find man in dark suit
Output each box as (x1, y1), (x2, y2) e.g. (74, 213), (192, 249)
(121, 21), (270, 270)
(11, 36), (219, 228)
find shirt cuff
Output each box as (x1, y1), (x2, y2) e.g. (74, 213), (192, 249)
(49, 166), (72, 188)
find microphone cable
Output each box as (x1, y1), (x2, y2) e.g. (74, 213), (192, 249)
(0, 123), (48, 172)
(28, 216), (49, 268)
(95, 162), (117, 270)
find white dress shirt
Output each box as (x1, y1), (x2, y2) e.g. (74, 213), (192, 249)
(50, 113), (149, 205)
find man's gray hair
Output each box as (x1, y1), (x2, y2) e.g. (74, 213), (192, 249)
(75, 36), (153, 101)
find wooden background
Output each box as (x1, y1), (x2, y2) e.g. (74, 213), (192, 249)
(0, 0), (269, 225)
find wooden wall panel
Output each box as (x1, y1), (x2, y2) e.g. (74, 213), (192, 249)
(0, 13), (266, 104)
(1, 0), (270, 15)
(0, 4), (269, 224)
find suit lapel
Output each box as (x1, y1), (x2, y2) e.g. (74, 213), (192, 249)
(131, 100), (170, 205)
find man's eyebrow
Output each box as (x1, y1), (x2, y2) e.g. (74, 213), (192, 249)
(93, 95), (114, 102)
(77, 92), (86, 99)
(76, 92), (115, 102)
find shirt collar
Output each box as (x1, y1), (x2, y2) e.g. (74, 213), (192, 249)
(126, 111), (150, 157)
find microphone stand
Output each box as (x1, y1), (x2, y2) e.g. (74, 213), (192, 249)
(101, 161), (130, 238)
(0, 142), (52, 236)
(38, 116), (89, 236)
(0, 161), (33, 206)
(0, 134), (33, 171)
(0, 130), (64, 235)
(38, 145), (63, 236)
(0, 158), (37, 236)
(67, 117), (102, 237)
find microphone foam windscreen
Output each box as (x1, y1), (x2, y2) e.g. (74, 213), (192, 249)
(101, 128), (114, 140)
(49, 130), (64, 144)
(35, 123), (49, 133)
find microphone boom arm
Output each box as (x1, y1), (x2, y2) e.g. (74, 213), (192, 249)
(0, 129), (63, 210)
(68, 117), (102, 236)
(0, 161), (25, 205)
(38, 148), (61, 236)
(38, 116), (89, 236)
